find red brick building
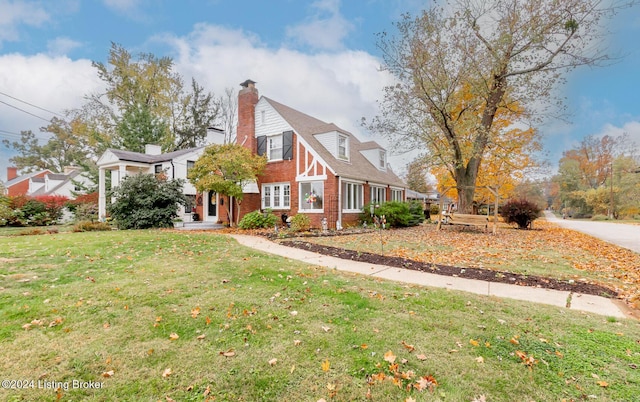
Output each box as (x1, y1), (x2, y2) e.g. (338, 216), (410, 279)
(235, 80), (406, 229)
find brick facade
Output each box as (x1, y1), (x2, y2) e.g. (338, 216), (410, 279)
(235, 80), (405, 229)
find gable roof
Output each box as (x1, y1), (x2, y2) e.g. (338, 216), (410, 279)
(106, 147), (203, 164)
(4, 169), (52, 188)
(263, 97), (405, 187)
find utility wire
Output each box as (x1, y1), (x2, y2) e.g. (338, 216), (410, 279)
(0, 99), (52, 122)
(0, 91), (65, 118)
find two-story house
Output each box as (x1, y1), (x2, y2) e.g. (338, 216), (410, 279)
(234, 79), (406, 229)
(97, 129), (226, 222)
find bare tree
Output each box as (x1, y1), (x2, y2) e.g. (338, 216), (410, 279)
(369, 0), (635, 212)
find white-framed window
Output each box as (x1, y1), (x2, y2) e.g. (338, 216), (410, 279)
(378, 150), (386, 169)
(342, 181), (363, 211)
(337, 134), (348, 160)
(268, 135), (283, 161)
(299, 181), (324, 212)
(370, 185), (386, 204)
(391, 188), (403, 202)
(262, 183), (290, 209)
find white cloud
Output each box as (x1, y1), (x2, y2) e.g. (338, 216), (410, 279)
(0, 0), (49, 45)
(0, 53), (103, 142)
(47, 37), (83, 56)
(285, 0), (354, 51)
(595, 121), (640, 148)
(160, 23), (394, 141)
(0, 23), (400, 180)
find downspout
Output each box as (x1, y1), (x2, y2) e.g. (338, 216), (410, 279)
(337, 176), (342, 230)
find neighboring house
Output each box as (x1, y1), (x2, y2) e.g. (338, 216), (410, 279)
(3, 167), (52, 197)
(97, 130), (226, 222)
(28, 166), (93, 198)
(234, 79), (406, 228)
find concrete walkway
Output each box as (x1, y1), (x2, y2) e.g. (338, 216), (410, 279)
(230, 234), (633, 319)
(544, 211), (640, 254)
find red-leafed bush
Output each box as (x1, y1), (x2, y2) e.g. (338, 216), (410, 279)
(66, 192), (99, 221)
(500, 199), (542, 229)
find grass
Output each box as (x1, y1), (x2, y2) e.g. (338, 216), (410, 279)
(0, 229), (639, 401)
(293, 221), (640, 301)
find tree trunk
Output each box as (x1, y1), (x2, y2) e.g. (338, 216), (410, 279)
(455, 161), (480, 213)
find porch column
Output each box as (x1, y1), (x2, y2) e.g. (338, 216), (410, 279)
(98, 167), (106, 221)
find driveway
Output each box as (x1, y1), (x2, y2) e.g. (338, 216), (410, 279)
(543, 211), (640, 254)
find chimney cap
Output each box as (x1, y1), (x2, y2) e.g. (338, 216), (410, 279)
(240, 79), (256, 88)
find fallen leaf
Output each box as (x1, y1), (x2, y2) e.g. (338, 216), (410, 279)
(475, 356), (484, 363)
(169, 333), (179, 341)
(321, 359), (330, 372)
(220, 349), (235, 357)
(268, 358), (277, 366)
(383, 350), (397, 363)
(401, 341), (415, 352)
(294, 339), (302, 346)
(196, 334), (206, 340)
(321, 326), (331, 332)
(191, 307), (200, 318)
(469, 339), (479, 347)
(510, 337), (520, 345)
(416, 354), (427, 360)
(597, 380), (609, 387)
(162, 368), (172, 378)
(102, 370), (114, 378)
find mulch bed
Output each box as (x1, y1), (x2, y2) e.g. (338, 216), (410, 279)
(280, 240), (619, 298)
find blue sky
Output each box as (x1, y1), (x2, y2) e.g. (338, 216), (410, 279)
(1, 0), (639, 183)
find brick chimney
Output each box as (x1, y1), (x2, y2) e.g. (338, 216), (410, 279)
(7, 167), (18, 181)
(237, 79), (259, 152)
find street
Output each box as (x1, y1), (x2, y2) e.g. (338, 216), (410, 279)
(543, 211), (640, 254)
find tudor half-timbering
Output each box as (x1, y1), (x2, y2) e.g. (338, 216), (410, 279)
(235, 80), (406, 228)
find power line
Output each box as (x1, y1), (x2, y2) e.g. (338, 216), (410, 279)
(0, 91), (65, 118)
(0, 99), (52, 122)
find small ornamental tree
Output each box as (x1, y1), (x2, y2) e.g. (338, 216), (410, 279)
(500, 198), (542, 229)
(108, 173), (186, 229)
(188, 143), (266, 226)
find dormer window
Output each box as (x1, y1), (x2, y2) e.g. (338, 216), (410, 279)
(378, 150), (386, 169)
(337, 134), (348, 160)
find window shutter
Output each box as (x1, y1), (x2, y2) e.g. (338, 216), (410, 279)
(257, 135), (267, 156)
(283, 131), (293, 160)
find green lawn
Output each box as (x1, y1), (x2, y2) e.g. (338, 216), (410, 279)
(1, 230), (639, 401)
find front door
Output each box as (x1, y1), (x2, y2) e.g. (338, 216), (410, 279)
(207, 191), (217, 222)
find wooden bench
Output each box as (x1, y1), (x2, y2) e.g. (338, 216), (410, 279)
(438, 213), (495, 232)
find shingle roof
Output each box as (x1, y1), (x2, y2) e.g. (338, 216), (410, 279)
(107, 147), (203, 164)
(264, 97), (405, 187)
(4, 169), (52, 187)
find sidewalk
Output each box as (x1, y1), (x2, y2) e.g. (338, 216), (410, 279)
(230, 234), (633, 319)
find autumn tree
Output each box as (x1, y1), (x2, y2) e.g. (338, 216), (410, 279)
(188, 143), (266, 226)
(77, 43), (222, 155)
(369, 0), (633, 213)
(553, 134), (637, 217)
(428, 86), (542, 206)
(404, 158), (432, 194)
(2, 117), (92, 173)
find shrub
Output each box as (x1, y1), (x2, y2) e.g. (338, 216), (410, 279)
(73, 221), (112, 232)
(290, 214), (311, 232)
(238, 210), (278, 229)
(361, 201), (416, 228)
(407, 201), (426, 226)
(108, 174), (186, 229)
(500, 199), (542, 229)
(429, 204), (440, 216)
(66, 192), (99, 221)
(591, 214), (609, 221)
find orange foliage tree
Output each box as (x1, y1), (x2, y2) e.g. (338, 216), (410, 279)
(430, 85), (542, 208)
